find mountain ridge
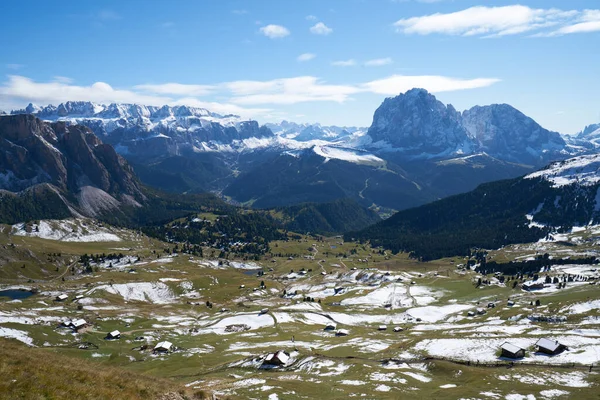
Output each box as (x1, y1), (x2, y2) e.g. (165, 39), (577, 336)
(9, 90), (596, 213)
(348, 153), (600, 260)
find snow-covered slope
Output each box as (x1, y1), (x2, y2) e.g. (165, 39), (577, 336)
(311, 145), (384, 166)
(525, 154), (600, 187)
(265, 121), (366, 142)
(11, 218), (125, 242)
(568, 123), (600, 150)
(462, 104), (566, 165)
(12, 101), (273, 159)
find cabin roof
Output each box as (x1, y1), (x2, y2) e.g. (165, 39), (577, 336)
(501, 342), (524, 354)
(265, 350), (289, 364)
(72, 319), (87, 327)
(154, 341), (173, 350)
(536, 338), (562, 352)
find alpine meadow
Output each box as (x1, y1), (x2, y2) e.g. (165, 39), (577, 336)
(1, 1), (600, 399)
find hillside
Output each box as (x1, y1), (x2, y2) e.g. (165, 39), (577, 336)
(223, 150), (436, 210)
(278, 198), (381, 235)
(348, 155), (600, 260)
(0, 114), (238, 226)
(0, 339), (195, 400)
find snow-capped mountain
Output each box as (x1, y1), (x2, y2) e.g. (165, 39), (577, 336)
(462, 104), (566, 165)
(12, 93), (581, 167)
(265, 121), (366, 142)
(7, 91), (596, 213)
(367, 89), (472, 158)
(562, 122), (600, 153)
(367, 88), (567, 165)
(580, 123), (600, 137)
(577, 123), (600, 146)
(12, 101), (273, 159)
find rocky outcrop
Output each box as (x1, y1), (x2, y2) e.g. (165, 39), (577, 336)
(367, 88), (568, 166)
(12, 101), (274, 159)
(0, 114), (144, 216)
(367, 88), (471, 158)
(462, 104), (566, 165)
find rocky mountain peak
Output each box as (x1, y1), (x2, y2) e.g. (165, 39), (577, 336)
(0, 114), (143, 215)
(461, 103), (565, 165)
(25, 103), (41, 114)
(578, 123), (600, 138)
(367, 88), (470, 157)
(367, 89), (567, 166)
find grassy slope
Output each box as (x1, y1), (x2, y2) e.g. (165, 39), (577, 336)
(0, 339), (192, 400)
(1, 224), (600, 398)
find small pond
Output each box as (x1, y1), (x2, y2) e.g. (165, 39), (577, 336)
(242, 269), (264, 276)
(0, 289), (35, 300)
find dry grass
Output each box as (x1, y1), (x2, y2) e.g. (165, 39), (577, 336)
(0, 339), (209, 400)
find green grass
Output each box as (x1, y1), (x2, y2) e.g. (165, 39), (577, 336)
(1, 227), (600, 398)
(0, 338), (211, 400)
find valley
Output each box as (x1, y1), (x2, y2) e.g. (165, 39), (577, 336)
(2, 93), (600, 400)
(1, 218), (600, 399)
(2, 1), (600, 399)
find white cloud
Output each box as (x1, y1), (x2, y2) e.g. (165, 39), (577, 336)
(6, 64), (24, 70)
(365, 58), (393, 67)
(232, 9), (248, 15)
(0, 75), (167, 106)
(310, 22), (333, 35)
(134, 83), (215, 96)
(297, 53), (316, 62)
(361, 74), (500, 95)
(0, 74), (500, 118)
(224, 74), (499, 105)
(53, 76), (73, 84)
(225, 76), (360, 105)
(259, 24), (290, 38)
(306, 15), (318, 21)
(0, 75), (268, 119)
(331, 59), (356, 67)
(545, 10), (600, 36)
(393, 5), (580, 37)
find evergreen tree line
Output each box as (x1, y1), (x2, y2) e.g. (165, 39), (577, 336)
(347, 177), (600, 261)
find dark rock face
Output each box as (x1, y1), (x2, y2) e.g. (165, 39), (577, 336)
(367, 88), (471, 157)
(0, 114), (144, 209)
(367, 88), (567, 166)
(12, 101), (274, 160)
(462, 104), (566, 165)
(0, 115), (67, 190)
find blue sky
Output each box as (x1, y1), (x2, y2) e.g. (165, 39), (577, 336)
(0, 0), (598, 134)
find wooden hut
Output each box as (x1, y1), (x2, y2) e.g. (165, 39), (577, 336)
(535, 338), (567, 355)
(500, 342), (525, 359)
(264, 350), (290, 366)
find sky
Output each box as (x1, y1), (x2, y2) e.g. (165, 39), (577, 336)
(0, 0), (599, 134)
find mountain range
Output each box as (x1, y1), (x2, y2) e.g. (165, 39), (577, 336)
(0, 114), (380, 234)
(6, 88), (600, 213)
